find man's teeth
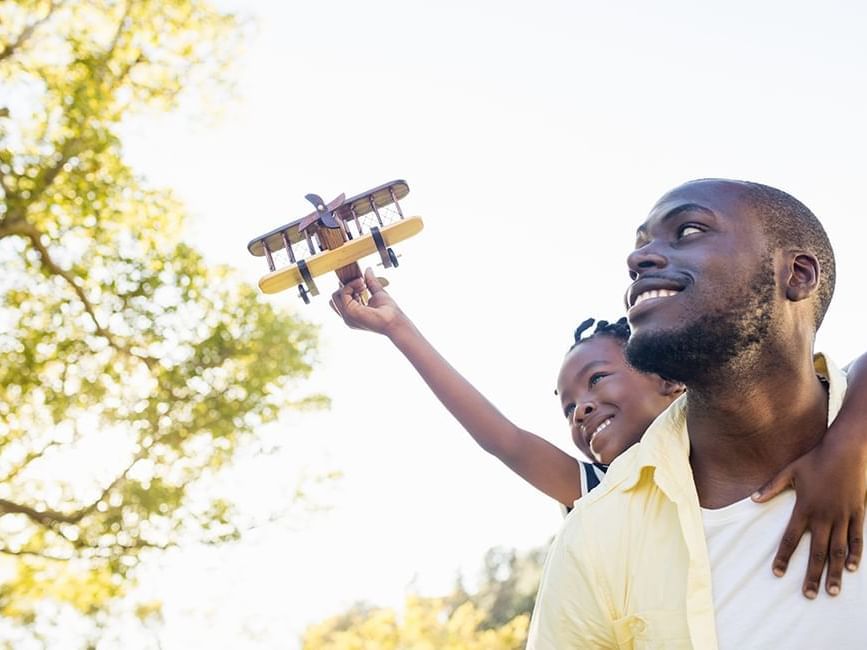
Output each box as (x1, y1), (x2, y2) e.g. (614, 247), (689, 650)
(633, 289), (679, 307)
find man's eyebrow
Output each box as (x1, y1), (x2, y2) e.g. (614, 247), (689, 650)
(635, 203), (718, 239)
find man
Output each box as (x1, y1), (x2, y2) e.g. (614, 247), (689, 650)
(527, 179), (867, 649)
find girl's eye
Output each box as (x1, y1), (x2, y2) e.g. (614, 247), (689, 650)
(677, 224), (703, 239)
(564, 404), (576, 419)
(589, 373), (607, 387)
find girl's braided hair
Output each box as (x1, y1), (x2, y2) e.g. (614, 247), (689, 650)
(569, 317), (631, 351)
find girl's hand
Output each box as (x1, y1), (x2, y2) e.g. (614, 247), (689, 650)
(753, 436), (865, 598)
(330, 268), (407, 337)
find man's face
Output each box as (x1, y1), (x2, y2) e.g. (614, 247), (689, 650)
(623, 180), (778, 383)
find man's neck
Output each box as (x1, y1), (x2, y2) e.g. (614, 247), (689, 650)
(687, 354), (829, 508)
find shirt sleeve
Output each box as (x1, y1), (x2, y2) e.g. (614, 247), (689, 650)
(527, 508), (618, 649)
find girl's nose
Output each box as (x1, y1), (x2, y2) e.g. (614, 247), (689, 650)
(573, 401), (595, 426)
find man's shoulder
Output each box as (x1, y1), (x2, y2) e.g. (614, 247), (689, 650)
(556, 441), (682, 595)
(574, 407), (681, 511)
(581, 445), (643, 505)
(563, 445), (647, 534)
(561, 396), (690, 545)
(564, 436), (684, 535)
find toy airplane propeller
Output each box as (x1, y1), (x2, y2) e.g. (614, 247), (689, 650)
(247, 180), (423, 304)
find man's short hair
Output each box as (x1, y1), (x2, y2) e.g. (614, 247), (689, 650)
(740, 181), (836, 328)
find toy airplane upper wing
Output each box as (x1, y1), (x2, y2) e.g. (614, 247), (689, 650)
(247, 180), (423, 303)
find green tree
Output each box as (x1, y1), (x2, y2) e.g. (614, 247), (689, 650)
(302, 596), (529, 650)
(0, 0), (324, 631)
(464, 545), (546, 630)
(301, 546), (546, 649)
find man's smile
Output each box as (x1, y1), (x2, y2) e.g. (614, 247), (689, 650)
(632, 288), (680, 306)
(628, 288), (683, 319)
(627, 276), (688, 320)
(627, 276), (687, 309)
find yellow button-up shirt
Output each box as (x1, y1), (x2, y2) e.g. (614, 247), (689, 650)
(527, 355), (845, 649)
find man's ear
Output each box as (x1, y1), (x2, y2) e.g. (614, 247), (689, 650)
(785, 252), (820, 302)
(658, 378), (685, 397)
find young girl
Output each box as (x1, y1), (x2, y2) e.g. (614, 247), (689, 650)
(331, 269), (867, 598)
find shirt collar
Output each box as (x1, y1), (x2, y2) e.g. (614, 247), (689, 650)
(619, 353), (847, 496)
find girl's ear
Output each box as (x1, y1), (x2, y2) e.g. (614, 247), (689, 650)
(659, 378), (686, 397)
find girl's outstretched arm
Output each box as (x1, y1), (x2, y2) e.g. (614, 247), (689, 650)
(331, 269), (582, 508)
(753, 352), (867, 598)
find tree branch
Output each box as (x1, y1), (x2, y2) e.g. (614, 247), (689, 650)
(105, 0), (133, 61)
(0, 135), (90, 233)
(0, 428), (156, 532)
(14, 221), (157, 369)
(0, 497), (79, 527)
(70, 446), (149, 522)
(0, 537), (174, 566)
(29, 137), (89, 207)
(0, 0), (66, 64)
(21, 222), (107, 332)
(0, 545), (70, 561)
(0, 439), (64, 483)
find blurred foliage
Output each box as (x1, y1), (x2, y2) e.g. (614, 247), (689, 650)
(453, 546), (546, 631)
(0, 0), (325, 633)
(303, 597), (529, 650)
(301, 546), (544, 649)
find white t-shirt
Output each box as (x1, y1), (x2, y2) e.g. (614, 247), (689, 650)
(703, 491), (867, 649)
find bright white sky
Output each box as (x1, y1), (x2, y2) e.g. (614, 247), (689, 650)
(115, 0), (867, 647)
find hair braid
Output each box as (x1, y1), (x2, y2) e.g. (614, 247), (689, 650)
(569, 316), (631, 351)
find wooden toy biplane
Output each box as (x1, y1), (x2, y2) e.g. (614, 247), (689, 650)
(247, 180), (423, 303)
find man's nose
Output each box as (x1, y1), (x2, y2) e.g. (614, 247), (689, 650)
(627, 243), (668, 280)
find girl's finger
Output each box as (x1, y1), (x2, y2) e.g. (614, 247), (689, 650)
(825, 523), (849, 595)
(847, 510), (864, 572)
(802, 523), (832, 599)
(773, 511), (808, 577)
(752, 467), (794, 503)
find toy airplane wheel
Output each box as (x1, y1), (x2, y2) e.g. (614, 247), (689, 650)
(387, 247), (399, 268)
(298, 284), (310, 304)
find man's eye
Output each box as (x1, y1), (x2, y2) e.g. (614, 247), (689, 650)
(677, 224), (703, 238)
(564, 404), (576, 419)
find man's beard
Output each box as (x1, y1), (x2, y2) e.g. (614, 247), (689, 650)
(625, 261), (776, 386)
